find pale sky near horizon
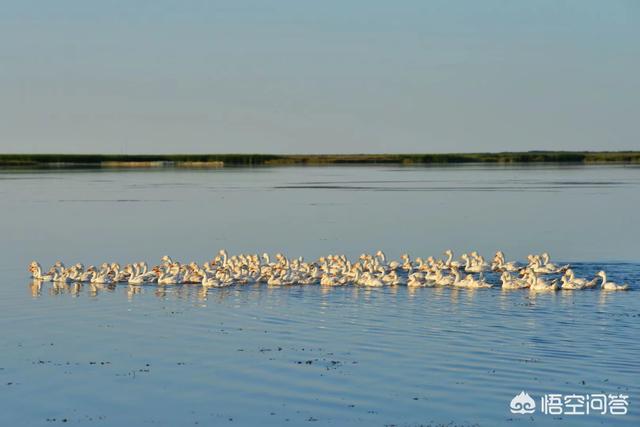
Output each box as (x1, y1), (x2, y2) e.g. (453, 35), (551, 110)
(1, 0), (638, 154)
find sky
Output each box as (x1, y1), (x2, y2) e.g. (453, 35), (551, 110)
(0, 0), (638, 154)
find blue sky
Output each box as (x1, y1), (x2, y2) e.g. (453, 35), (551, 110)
(0, 0), (638, 153)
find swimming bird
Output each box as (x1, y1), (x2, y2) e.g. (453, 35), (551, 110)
(360, 271), (384, 287)
(492, 251), (519, 272)
(27, 250), (633, 293)
(597, 271), (629, 291)
(561, 269), (598, 290)
(28, 261), (53, 281)
(442, 250), (462, 269)
(452, 269), (491, 288)
(407, 272), (426, 287)
(460, 254), (487, 273)
(89, 268), (114, 285)
(156, 266), (179, 285)
(201, 270), (222, 287)
(540, 253), (569, 273)
(500, 272), (529, 289)
(527, 271), (558, 292)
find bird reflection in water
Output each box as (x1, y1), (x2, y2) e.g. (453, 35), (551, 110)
(127, 284), (144, 300)
(70, 282), (83, 297)
(29, 279), (43, 297)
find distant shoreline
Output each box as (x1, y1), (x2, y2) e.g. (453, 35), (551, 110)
(1, 151), (639, 168)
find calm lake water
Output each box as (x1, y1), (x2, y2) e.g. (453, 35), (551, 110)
(1, 164), (639, 426)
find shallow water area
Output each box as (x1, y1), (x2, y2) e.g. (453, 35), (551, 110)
(1, 164), (639, 426)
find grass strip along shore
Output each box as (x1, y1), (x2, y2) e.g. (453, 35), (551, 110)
(1, 151), (639, 168)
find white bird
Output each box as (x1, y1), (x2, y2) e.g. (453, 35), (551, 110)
(492, 251), (519, 272)
(527, 271), (558, 292)
(360, 272), (384, 287)
(89, 269), (113, 285)
(540, 253), (569, 273)
(442, 250), (462, 269)
(597, 271), (629, 291)
(407, 272), (426, 287)
(201, 271), (222, 287)
(561, 269), (598, 290)
(27, 250), (633, 294)
(452, 269), (491, 288)
(460, 254), (487, 273)
(28, 261), (53, 281)
(156, 266), (179, 285)
(500, 272), (529, 289)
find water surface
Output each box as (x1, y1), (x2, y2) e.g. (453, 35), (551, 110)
(1, 165), (638, 426)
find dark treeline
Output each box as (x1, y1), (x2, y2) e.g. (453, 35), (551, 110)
(1, 151), (639, 168)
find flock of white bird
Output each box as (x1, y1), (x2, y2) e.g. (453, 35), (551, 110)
(28, 250), (630, 291)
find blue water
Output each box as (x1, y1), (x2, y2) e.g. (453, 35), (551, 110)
(1, 165), (639, 426)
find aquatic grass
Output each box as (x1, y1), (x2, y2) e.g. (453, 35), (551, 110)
(0, 151), (639, 168)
